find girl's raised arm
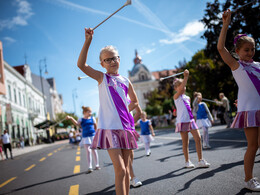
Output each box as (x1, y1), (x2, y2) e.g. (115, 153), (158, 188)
(173, 69), (189, 100)
(77, 28), (103, 84)
(217, 10), (239, 71)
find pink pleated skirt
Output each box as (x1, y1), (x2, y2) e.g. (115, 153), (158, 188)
(91, 129), (139, 150)
(231, 110), (260, 128)
(175, 120), (198, 133)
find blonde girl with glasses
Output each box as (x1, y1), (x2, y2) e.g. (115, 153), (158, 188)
(77, 28), (141, 195)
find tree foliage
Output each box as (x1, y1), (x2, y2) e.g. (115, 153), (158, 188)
(145, 0), (260, 114)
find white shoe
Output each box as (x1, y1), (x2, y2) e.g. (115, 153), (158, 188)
(245, 177), (260, 191)
(185, 160), (195, 168)
(130, 177), (142, 187)
(198, 159), (210, 168)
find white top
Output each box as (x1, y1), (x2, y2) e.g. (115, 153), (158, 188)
(174, 94), (193, 123)
(232, 63), (260, 112)
(2, 133), (11, 144)
(97, 73), (131, 130)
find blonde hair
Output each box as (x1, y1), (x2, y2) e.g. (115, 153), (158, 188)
(173, 79), (183, 89)
(82, 106), (91, 113)
(99, 45), (119, 62)
(234, 34), (255, 50)
(141, 111), (147, 116)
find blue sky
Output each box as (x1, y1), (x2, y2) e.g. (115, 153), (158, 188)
(1, 0), (217, 117)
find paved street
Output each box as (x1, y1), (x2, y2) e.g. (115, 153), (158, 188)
(0, 125), (259, 195)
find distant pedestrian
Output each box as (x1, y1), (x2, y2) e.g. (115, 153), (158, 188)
(173, 69), (210, 169)
(193, 92), (214, 149)
(67, 106), (100, 173)
(2, 130), (13, 159)
(20, 136), (24, 149)
(214, 93), (232, 128)
(0, 135), (4, 160)
(136, 111), (155, 156)
(77, 28), (141, 195)
(217, 9), (260, 191)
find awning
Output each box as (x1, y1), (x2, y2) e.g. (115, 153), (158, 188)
(34, 120), (55, 129)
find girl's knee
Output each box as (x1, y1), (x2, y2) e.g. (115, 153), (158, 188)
(115, 166), (126, 178)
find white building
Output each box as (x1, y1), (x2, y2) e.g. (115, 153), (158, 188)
(128, 50), (177, 110)
(0, 61), (45, 146)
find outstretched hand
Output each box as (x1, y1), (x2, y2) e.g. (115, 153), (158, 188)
(222, 9), (231, 25)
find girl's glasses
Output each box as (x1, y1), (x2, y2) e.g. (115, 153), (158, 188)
(103, 56), (120, 64)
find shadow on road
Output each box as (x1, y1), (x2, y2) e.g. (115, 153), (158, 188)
(178, 160), (244, 193)
(86, 184), (115, 195)
(141, 167), (195, 186)
(0, 172), (86, 195)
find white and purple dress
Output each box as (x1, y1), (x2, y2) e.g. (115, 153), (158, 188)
(174, 94), (198, 132)
(91, 73), (139, 150)
(231, 60), (260, 128)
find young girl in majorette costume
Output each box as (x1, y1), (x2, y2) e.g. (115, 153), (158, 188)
(66, 106), (100, 173)
(217, 9), (260, 192)
(173, 70), (210, 168)
(193, 92), (214, 149)
(136, 111), (155, 156)
(77, 28), (141, 195)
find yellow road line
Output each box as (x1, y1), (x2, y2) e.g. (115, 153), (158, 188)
(77, 147), (80, 151)
(76, 151), (80, 155)
(25, 164), (36, 171)
(69, 184), (79, 195)
(54, 150), (57, 153)
(48, 153), (53, 156)
(73, 165), (80, 174)
(39, 157), (46, 162)
(75, 156), (80, 161)
(0, 177), (17, 188)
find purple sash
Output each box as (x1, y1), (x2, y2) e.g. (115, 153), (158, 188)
(106, 74), (135, 130)
(181, 95), (194, 120)
(239, 60), (260, 96)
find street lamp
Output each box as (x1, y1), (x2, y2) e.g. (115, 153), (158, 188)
(72, 88), (77, 114)
(39, 58), (48, 120)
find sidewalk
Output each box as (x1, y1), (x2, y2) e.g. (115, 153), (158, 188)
(11, 140), (68, 157)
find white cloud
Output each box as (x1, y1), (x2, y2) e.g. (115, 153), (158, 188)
(0, 0), (34, 31)
(160, 21), (205, 45)
(3, 37), (16, 43)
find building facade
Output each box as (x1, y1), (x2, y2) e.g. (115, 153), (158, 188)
(0, 62), (46, 145)
(128, 50), (177, 110)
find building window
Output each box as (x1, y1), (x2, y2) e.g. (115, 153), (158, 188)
(23, 94), (26, 107)
(8, 85), (12, 101)
(19, 91), (22, 105)
(28, 97), (31, 110)
(139, 72), (147, 81)
(14, 88), (17, 103)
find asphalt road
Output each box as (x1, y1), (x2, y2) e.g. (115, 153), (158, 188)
(0, 125), (259, 195)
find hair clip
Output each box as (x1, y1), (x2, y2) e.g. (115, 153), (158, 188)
(234, 34), (247, 45)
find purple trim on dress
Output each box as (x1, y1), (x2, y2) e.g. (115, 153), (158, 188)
(91, 129), (138, 149)
(106, 74), (135, 130)
(231, 110), (260, 128)
(239, 60), (260, 96)
(175, 120), (198, 132)
(181, 95), (194, 119)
